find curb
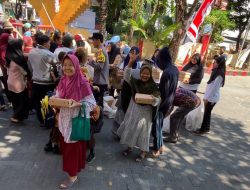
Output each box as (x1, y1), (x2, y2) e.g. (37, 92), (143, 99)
(177, 66), (250, 76)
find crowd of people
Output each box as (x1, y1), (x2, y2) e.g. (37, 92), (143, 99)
(0, 20), (226, 189)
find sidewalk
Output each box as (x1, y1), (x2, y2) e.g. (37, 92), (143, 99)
(177, 65), (250, 76)
(0, 75), (250, 190)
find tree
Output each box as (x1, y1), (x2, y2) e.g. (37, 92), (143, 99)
(203, 9), (235, 43)
(228, 0), (250, 52)
(169, 0), (199, 63)
(98, 0), (108, 35)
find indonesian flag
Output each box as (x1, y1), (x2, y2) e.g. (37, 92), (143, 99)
(187, 0), (214, 42)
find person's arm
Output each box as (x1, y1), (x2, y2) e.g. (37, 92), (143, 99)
(152, 96), (161, 107)
(27, 59), (33, 78)
(88, 49), (106, 71)
(111, 55), (123, 68)
(124, 67), (132, 83)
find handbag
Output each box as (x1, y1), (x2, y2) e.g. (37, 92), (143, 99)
(70, 103), (91, 141)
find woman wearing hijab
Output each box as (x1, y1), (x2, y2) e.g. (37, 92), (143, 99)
(120, 46), (141, 113)
(151, 47), (179, 157)
(56, 54), (96, 189)
(117, 56), (160, 162)
(5, 39), (30, 123)
(151, 48), (160, 65)
(194, 56), (226, 135)
(0, 33), (12, 104)
(108, 42), (123, 96)
(179, 53), (204, 93)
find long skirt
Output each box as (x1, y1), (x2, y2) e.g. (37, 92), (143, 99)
(60, 134), (87, 176)
(117, 99), (153, 152)
(9, 89), (29, 121)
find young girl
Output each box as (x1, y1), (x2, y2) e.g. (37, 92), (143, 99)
(56, 54), (96, 189)
(179, 53), (204, 94)
(117, 55), (160, 162)
(194, 56), (226, 134)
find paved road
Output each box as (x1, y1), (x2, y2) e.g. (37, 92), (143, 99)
(0, 75), (250, 190)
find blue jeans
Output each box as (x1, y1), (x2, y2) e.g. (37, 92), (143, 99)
(152, 111), (164, 151)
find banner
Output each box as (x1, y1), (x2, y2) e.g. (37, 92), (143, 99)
(187, 0), (214, 42)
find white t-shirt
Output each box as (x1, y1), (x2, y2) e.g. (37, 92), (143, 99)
(54, 47), (74, 62)
(204, 76), (223, 103)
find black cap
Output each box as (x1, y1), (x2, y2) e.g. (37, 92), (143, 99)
(89, 32), (103, 43)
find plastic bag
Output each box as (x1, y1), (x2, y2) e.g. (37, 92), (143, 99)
(185, 101), (204, 131)
(162, 115), (170, 133)
(103, 96), (117, 118)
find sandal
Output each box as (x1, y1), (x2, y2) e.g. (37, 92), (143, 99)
(122, 148), (132, 156)
(152, 150), (161, 158)
(135, 153), (146, 162)
(10, 117), (19, 123)
(59, 178), (78, 189)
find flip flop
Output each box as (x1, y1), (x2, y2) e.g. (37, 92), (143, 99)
(59, 178), (79, 189)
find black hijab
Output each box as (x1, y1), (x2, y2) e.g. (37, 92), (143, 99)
(5, 39), (30, 78)
(123, 46), (140, 69)
(130, 64), (160, 98)
(207, 56), (226, 87)
(182, 53), (204, 84)
(108, 42), (121, 65)
(156, 47), (179, 115)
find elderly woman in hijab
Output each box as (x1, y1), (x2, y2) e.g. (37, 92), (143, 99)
(117, 54), (160, 162)
(151, 47), (179, 157)
(120, 46), (141, 112)
(5, 39), (30, 123)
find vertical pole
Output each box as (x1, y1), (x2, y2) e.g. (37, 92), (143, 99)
(40, 0), (55, 30)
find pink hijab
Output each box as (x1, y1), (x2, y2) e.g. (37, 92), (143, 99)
(0, 33), (10, 65)
(57, 54), (92, 101)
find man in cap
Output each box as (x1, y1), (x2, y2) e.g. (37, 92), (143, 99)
(88, 32), (109, 108)
(74, 34), (85, 48)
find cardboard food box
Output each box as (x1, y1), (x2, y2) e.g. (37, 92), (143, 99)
(49, 97), (78, 108)
(135, 93), (154, 105)
(152, 68), (162, 80)
(179, 71), (191, 82)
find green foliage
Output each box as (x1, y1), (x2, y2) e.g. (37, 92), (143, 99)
(106, 0), (178, 46)
(204, 10), (235, 43)
(227, 0), (250, 51)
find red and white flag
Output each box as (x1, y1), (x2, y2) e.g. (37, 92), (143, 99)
(187, 0), (214, 42)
